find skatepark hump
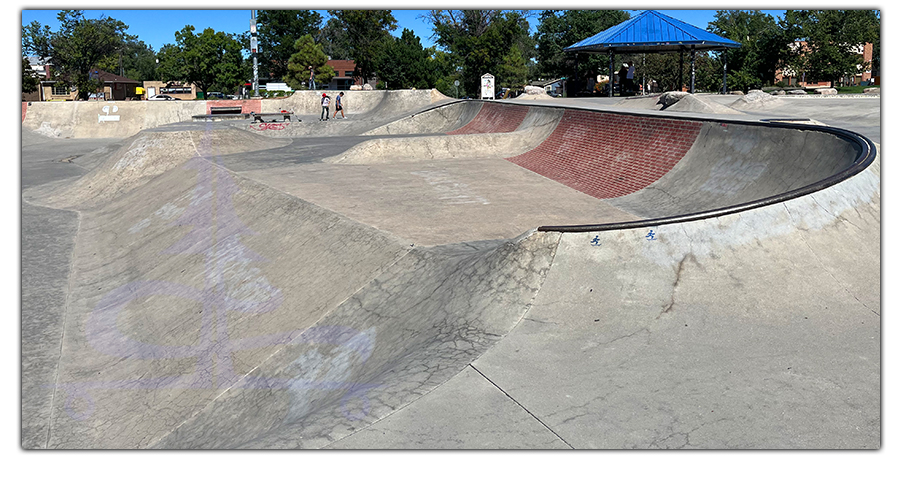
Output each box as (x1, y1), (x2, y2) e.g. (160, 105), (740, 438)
(21, 90), (880, 449)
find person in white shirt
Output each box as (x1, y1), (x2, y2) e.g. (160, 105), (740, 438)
(320, 93), (330, 121)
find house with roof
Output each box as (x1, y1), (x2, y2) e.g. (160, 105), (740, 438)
(25, 64), (143, 101)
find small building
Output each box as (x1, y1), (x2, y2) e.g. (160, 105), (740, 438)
(324, 60), (378, 90)
(24, 62), (145, 101)
(92, 69), (141, 100)
(23, 58), (77, 101)
(142, 81), (200, 100)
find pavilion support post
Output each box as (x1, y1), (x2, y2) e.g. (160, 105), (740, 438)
(574, 52), (579, 95)
(679, 49), (684, 92)
(608, 49), (615, 97)
(690, 47), (696, 93)
(722, 50), (728, 94)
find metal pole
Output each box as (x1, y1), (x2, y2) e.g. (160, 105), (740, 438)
(608, 49), (614, 97)
(679, 49), (684, 91)
(722, 50), (728, 94)
(642, 53), (646, 95)
(251, 10), (259, 97)
(690, 47), (696, 94)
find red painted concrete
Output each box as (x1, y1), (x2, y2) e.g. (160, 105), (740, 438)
(22, 102), (27, 122)
(206, 100), (261, 115)
(448, 102), (529, 135)
(507, 110), (701, 199)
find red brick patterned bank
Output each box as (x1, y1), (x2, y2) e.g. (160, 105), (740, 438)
(444, 102), (701, 200)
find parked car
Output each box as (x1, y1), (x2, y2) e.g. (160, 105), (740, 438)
(207, 92), (225, 99)
(148, 94), (176, 101)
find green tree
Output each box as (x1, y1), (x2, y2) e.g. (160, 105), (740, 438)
(34, 10), (129, 99)
(781, 10), (880, 87)
(285, 34), (335, 90)
(534, 10), (630, 93)
(375, 29), (432, 89)
(429, 49), (462, 97)
(497, 44), (529, 92)
(707, 10), (786, 91)
(157, 26), (245, 97)
(22, 57), (40, 94)
(318, 17), (351, 60)
(98, 37), (159, 82)
(22, 20), (52, 59)
(328, 10), (398, 83)
(425, 10), (533, 96)
(238, 10), (322, 81)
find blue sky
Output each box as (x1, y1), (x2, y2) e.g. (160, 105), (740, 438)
(21, 7), (788, 53)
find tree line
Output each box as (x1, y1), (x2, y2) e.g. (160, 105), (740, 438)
(22, 9), (880, 100)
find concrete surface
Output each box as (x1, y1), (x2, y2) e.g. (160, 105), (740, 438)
(21, 91), (880, 449)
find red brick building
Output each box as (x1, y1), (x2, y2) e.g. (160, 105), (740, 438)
(775, 41), (875, 88)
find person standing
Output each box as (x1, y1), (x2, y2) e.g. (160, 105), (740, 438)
(332, 92), (345, 119)
(309, 66), (316, 90)
(626, 63), (636, 94)
(320, 92), (330, 121)
(618, 63), (628, 96)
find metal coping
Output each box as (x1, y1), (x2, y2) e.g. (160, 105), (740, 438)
(407, 99), (877, 234)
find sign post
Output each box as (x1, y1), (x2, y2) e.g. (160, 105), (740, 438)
(481, 73), (495, 100)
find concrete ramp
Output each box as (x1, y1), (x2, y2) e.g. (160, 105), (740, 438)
(326, 104), (563, 163)
(23, 100), (208, 139)
(468, 148), (880, 449)
(274, 88), (449, 116)
(25, 126), (557, 448)
(22, 93), (880, 449)
(27, 126), (290, 210)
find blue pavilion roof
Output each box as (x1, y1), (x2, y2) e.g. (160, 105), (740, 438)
(564, 10), (741, 53)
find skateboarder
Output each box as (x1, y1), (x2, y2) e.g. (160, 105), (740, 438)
(333, 92), (345, 119)
(320, 93), (330, 121)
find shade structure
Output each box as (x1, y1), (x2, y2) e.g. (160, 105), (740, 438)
(564, 10), (741, 54)
(564, 10), (741, 95)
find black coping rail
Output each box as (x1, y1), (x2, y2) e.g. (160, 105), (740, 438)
(405, 99), (877, 234)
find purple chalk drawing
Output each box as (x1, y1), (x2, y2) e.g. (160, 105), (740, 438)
(52, 122), (378, 423)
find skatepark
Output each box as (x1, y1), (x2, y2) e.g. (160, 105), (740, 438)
(21, 89), (880, 449)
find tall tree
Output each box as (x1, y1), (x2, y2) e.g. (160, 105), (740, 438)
(34, 10), (129, 99)
(327, 10), (397, 83)
(157, 26), (245, 97)
(98, 37), (159, 82)
(285, 34), (335, 90)
(497, 44), (529, 92)
(375, 29), (432, 89)
(707, 10), (786, 91)
(425, 10), (532, 96)
(781, 9), (880, 87)
(22, 57), (40, 94)
(429, 48), (461, 97)
(240, 10), (323, 81)
(22, 20), (52, 59)
(534, 10), (630, 93)
(318, 17), (351, 60)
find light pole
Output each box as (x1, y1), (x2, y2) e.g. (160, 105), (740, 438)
(251, 10), (259, 97)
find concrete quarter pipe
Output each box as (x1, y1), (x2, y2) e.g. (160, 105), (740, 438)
(21, 91), (880, 449)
